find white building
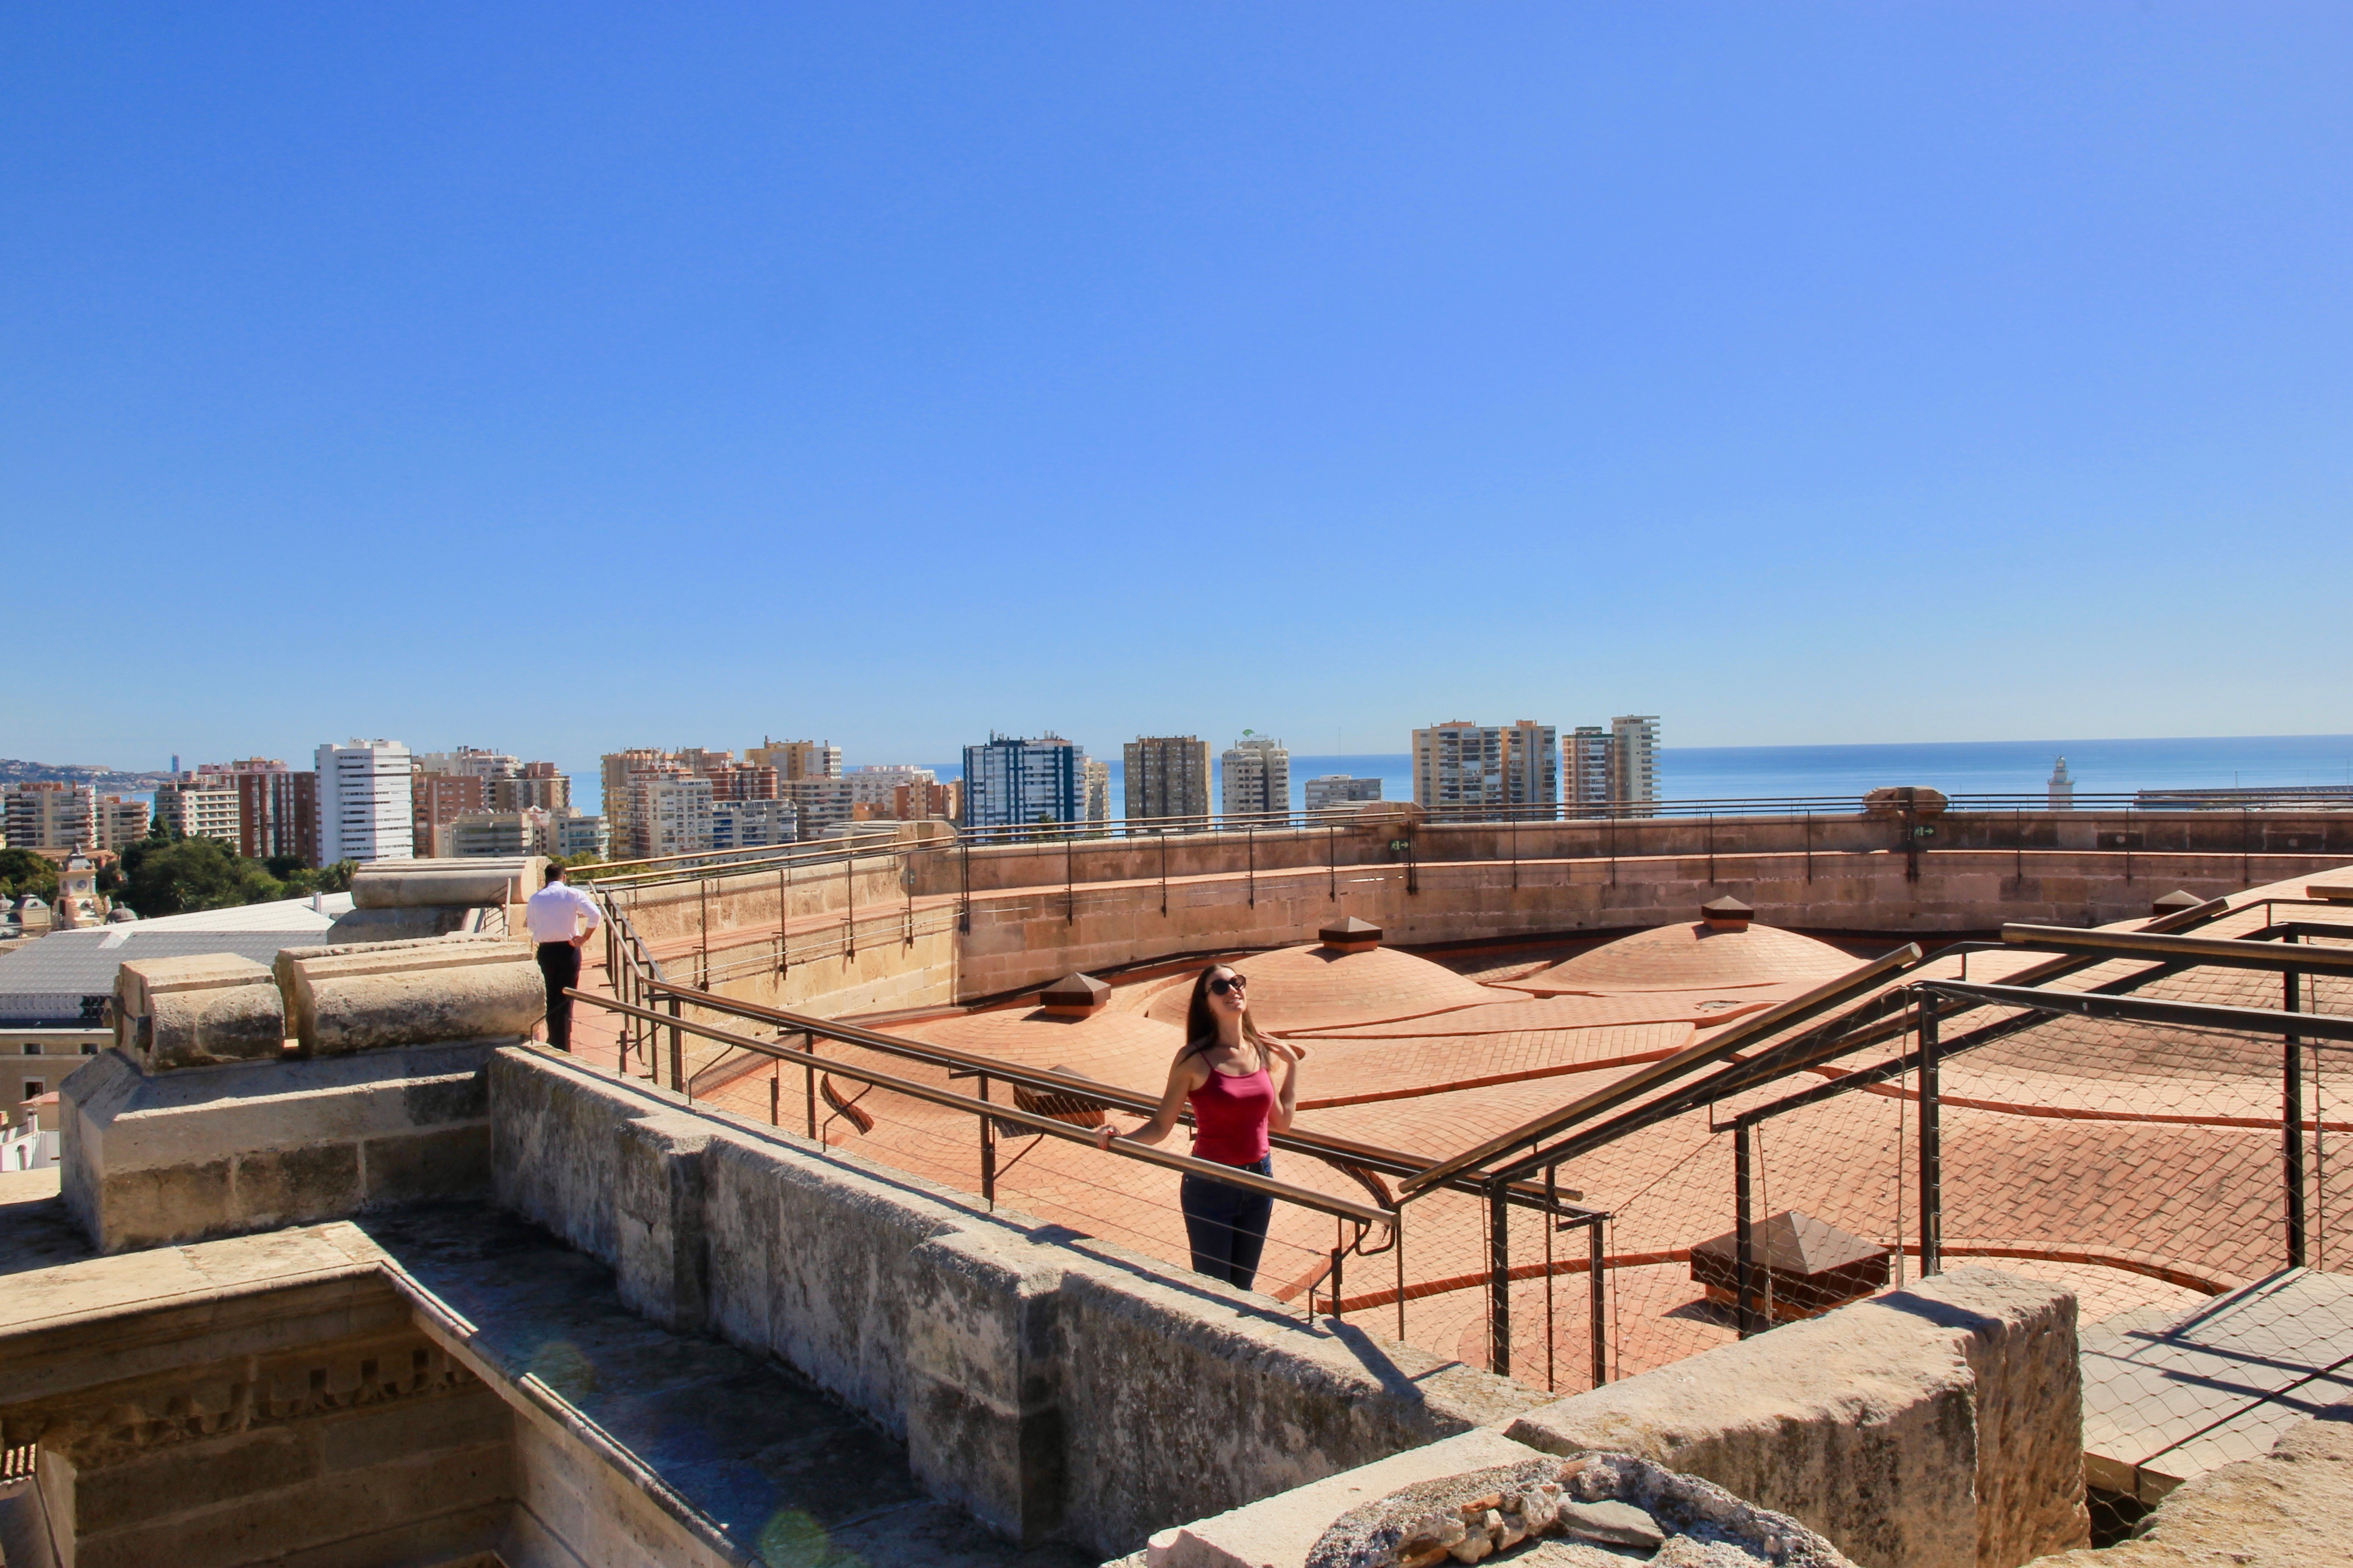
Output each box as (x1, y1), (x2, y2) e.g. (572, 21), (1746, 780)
(633, 774), (714, 858)
(1303, 775), (1382, 811)
(2, 784), (93, 851)
(1220, 737), (1290, 821)
(711, 798), (797, 851)
(2048, 757), (2075, 811)
(316, 740), (416, 864)
(154, 779), (241, 847)
(551, 808), (609, 860)
(1609, 715), (1660, 815)
(1411, 721), (1556, 819)
(846, 766), (937, 810)
(412, 747), (521, 781)
(781, 777), (856, 839)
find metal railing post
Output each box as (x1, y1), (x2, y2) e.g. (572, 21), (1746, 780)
(804, 1033), (817, 1139)
(980, 1073), (996, 1209)
(1919, 998), (1941, 1277)
(1734, 1119), (1759, 1338)
(1487, 1181), (1511, 1377)
(2287, 937), (2307, 1269)
(1589, 1216), (1607, 1388)
(667, 992), (685, 1099)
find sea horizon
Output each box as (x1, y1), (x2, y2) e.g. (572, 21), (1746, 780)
(890, 731), (2353, 818)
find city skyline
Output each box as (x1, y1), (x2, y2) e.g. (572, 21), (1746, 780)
(7, 8), (2352, 767)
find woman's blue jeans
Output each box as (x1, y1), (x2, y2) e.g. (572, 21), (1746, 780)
(1180, 1156), (1274, 1290)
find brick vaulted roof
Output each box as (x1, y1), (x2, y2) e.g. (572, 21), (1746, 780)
(1142, 944), (1501, 1036)
(1521, 919), (1862, 994)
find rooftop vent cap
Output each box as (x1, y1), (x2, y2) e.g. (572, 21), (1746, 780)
(2150, 890), (2206, 918)
(1700, 896), (1753, 932)
(1317, 916), (1383, 954)
(1039, 972), (1110, 1016)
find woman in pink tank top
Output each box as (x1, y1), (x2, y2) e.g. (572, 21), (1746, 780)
(1093, 964), (1301, 1289)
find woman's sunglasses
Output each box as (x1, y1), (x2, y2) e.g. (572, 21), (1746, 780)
(1208, 974), (1248, 996)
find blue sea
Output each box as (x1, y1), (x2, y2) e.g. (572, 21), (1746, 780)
(919, 733), (2353, 814)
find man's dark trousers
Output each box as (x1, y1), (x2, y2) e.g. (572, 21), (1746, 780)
(537, 941), (580, 1052)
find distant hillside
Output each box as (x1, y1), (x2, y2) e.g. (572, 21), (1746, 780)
(0, 758), (177, 794)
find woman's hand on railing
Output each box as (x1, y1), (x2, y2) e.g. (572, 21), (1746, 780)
(1092, 1122), (1122, 1150)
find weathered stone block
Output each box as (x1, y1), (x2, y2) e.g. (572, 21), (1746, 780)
(280, 942), (541, 1055)
(1505, 1267), (2086, 1568)
(350, 857), (543, 910)
(61, 1042), (496, 1251)
(114, 954), (285, 1071)
(613, 1112), (712, 1333)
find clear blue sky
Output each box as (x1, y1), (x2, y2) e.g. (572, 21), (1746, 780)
(6, 4), (2349, 782)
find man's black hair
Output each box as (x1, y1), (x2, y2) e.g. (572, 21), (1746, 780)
(545, 864), (565, 883)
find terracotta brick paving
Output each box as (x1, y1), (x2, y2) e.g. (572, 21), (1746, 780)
(552, 864), (2353, 1393)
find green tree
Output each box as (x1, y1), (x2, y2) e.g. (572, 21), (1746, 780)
(0, 849), (58, 901)
(117, 836), (283, 917)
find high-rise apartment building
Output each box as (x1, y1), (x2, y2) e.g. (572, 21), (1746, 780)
(1303, 775), (1383, 812)
(222, 760), (320, 864)
(1123, 737), (1210, 824)
(781, 778), (856, 839)
(154, 778), (241, 846)
(412, 748), (520, 782)
(1411, 721), (1557, 819)
(1609, 715), (1660, 816)
(493, 762), (570, 814)
(708, 764), (780, 803)
(747, 739), (842, 782)
(2, 784), (93, 852)
(1566, 727), (1613, 814)
(1220, 737), (1290, 821)
(1083, 759), (1111, 828)
(962, 735), (1085, 830)
(412, 773), (488, 857)
(549, 808), (609, 860)
(599, 749), (667, 858)
(316, 740), (415, 864)
(711, 799), (797, 851)
(847, 767), (934, 812)
(93, 796), (150, 851)
(632, 774), (713, 858)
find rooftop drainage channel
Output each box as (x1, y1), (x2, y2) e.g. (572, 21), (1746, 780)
(354, 1203), (1092, 1568)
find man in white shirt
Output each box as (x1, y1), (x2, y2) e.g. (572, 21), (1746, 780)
(525, 863), (603, 1053)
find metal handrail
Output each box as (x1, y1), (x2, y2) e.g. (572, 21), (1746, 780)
(627, 975), (1580, 1207)
(564, 988), (1393, 1230)
(1399, 944), (1926, 1196)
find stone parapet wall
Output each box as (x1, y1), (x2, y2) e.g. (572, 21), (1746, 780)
(60, 1042), (498, 1252)
(1505, 1267), (2088, 1568)
(489, 1045), (1546, 1556)
(603, 826), (2341, 1016)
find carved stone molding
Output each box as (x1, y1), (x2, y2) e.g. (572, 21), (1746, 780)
(2, 1329), (482, 1467)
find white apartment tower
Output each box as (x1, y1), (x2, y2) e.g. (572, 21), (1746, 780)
(316, 740), (416, 864)
(1609, 716), (1660, 815)
(1412, 721), (1557, 819)
(1220, 737), (1290, 821)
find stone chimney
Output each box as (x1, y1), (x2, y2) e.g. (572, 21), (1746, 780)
(1040, 972), (1110, 1017)
(1318, 916), (1382, 955)
(1700, 897), (1753, 933)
